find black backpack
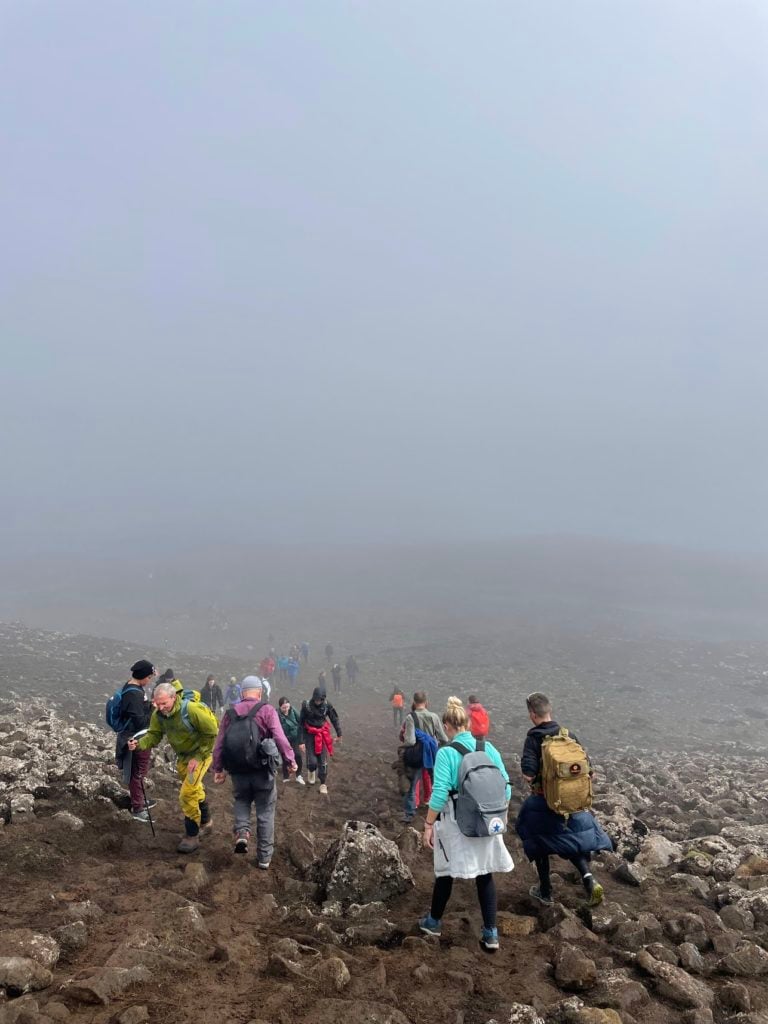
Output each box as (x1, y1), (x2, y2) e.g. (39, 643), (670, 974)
(221, 701), (277, 780)
(402, 711), (425, 769)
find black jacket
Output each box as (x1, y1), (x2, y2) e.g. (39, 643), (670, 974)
(521, 720), (585, 781)
(201, 682), (223, 710)
(299, 698), (342, 740)
(115, 681), (152, 763)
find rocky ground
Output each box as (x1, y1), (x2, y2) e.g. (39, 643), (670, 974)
(1, 621), (768, 1024)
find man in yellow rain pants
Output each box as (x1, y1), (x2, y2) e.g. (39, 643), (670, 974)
(128, 681), (219, 852)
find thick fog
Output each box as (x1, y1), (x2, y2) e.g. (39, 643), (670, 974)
(2, 1), (768, 563)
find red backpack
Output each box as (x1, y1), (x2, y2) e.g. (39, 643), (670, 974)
(469, 703), (490, 738)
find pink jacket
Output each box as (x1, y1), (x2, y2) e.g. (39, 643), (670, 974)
(213, 698), (295, 773)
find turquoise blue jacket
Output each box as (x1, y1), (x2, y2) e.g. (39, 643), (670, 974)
(428, 731), (512, 813)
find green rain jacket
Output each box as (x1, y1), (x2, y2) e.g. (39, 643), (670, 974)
(137, 693), (218, 759)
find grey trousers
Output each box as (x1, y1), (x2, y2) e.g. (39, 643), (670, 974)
(231, 773), (277, 863)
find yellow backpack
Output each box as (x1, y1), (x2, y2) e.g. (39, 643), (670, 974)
(541, 728), (592, 817)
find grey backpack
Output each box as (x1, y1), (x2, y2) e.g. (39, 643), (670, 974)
(450, 739), (509, 837)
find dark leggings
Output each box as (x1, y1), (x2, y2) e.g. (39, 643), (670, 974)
(535, 854), (593, 896)
(430, 873), (496, 929)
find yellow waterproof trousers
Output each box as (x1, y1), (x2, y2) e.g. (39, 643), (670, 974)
(176, 756), (212, 825)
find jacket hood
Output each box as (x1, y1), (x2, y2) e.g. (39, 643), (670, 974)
(312, 687), (326, 703)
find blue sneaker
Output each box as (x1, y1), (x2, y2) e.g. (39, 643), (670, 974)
(480, 927), (499, 952)
(418, 915), (442, 937)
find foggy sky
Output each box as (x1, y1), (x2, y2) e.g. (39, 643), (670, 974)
(2, 1), (767, 557)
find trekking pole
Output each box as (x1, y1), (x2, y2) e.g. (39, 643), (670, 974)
(140, 777), (156, 838)
(131, 729), (156, 839)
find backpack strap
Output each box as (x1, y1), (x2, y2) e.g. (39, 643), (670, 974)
(449, 740), (469, 759)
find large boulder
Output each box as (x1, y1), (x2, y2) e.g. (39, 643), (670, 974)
(313, 821), (414, 905)
(636, 948), (713, 1009)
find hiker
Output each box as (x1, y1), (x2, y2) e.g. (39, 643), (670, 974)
(201, 675), (224, 718)
(390, 687), (405, 727)
(515, 794), (611, 907)
(259, 656), (275, 683)
(113, 659), (158, 823)
(331, 663), (342, 694)
(521, 692), (590, 790)
(277, 655), (289, 683)
(127, 681), (219, 853)
(467, 695), (490, 739)
(299, 686), (342, 795)
(401, 691), (449, 824)
(324, 642), (334, 663)
(277, 696), (305, 784)
(213, 677), (297, 867)
(301, 641), (310, 663)
(345, 655), (359, 686)
(224, 677), (242, 709)
(418, 697), (513, 952)
(317, 669), (327, 692)
(287, 657), (300, 688)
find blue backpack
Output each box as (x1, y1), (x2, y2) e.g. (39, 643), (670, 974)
(105, 684), (142, 733)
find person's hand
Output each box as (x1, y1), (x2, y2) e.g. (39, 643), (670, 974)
(288, 762), (298, 775)
(186, 758), (198, 779)
(422, 822), (435, 849)
(335, 736), (342, 744)
(214, 771), (226, 784)
(127, 739), (138, 751)
(299, 744), (305, 752)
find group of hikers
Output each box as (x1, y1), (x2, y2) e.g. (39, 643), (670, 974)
(391, 688), (611, 952)
(112, 659), (610, 954)
(112, 662), (342, 866)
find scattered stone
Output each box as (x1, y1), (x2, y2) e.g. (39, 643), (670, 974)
(0, 956), (52, 995)
(635, 835), (682, 868)
(635, 948), (714, 1008)
(311, 957), (350, 993)
(554, 946), (597, 991)
(678, 942), (706, 974)
(614, 861), (648, 887)
(51, 922), (88, 955)
(115, 1007), (150, 1024)
(287, 829), (316, 873)
(52, 811), (84, 831)
(62, 965), (150, 1006)
(719, 942), (768, 977)
(0, 931), (59, 969)
(497, 913), (537, 937)
(313, 820), (414, 905)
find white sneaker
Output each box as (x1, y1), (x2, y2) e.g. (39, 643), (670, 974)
(296, 774), (306, 785)
(319, 783), (328, 795)
(307, 771), (316, 785)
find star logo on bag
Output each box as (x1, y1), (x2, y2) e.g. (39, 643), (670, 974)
(489, 817), (504, 834)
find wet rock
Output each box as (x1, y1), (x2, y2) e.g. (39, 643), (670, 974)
(0, 932), (59, 969)
(313, 820), (414, 905)
(0, 957), (53, 995)
(554, 946), (597, 991)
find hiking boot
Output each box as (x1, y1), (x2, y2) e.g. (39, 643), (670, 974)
(307, 771), (317, 785)
(529, 884), (554, 906)
(296, 774), (305, 785)
(418, 915), (442, 937)
(319, 783), (328, 795)
(588, 882), (604, 907)
(131, 809), (151, 823)
(177, 835), (200, 854)
(257, 861), (271, 870)
(480, 927), (499, 953)
(234, 830), (249, 854)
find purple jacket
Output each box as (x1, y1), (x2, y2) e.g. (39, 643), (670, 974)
(213, 698), (295, 773)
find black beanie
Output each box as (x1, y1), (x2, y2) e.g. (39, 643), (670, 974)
(131, 659), (155, 680)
